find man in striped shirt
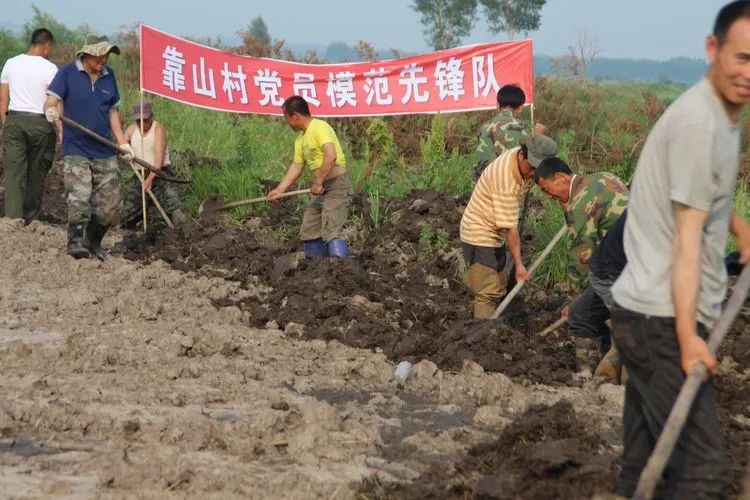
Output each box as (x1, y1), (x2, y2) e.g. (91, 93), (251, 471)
(460, 135), (558, 318)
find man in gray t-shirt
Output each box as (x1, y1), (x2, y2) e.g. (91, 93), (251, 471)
(610, 2), (750, 497)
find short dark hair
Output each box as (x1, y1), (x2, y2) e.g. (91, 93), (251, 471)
(497, 84), (525, 109)
(30, 28), (54, 46)
(714, 1), (750, 45)
(534, 157), (572, 183)
(282, 95), (310, 117)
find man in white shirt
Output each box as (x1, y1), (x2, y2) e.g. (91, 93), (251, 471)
(0, 28), (58, 221)
(610, 1), (750, 496)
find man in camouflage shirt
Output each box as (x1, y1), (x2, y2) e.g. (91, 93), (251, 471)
(535, 157), (629, 382)
(474, 84), (545, 180)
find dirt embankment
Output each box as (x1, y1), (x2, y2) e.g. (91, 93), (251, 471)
(120, 189), (749, 497)
(0, 186), (747, 497)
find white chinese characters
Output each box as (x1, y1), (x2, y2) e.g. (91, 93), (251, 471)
(162, 46), (186, 92)
(221, 63), (248, 104)
(398, 63), (429, 104)
(472, 54), (500, 98)
(293, 73), (321, 107)
(363, 67), (392, 106)
(434, 57), (464, 101)
(254, 69), (284, 106)
(192, 57), (216, 99)
(326, 71), (357, 108)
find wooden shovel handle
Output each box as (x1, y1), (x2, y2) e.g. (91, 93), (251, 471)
(219, 189), (312, 211)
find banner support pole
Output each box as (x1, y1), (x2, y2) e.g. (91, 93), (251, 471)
(139, 91), (147, 232)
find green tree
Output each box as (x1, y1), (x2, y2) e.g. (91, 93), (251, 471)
(0, 29), (25, 69)
(479, 0), (546, 40)
(248, 16), (271, 46)
(412, 0), (478, 50)
(324, 41), (358, 62)
(22, 4), (89, 47)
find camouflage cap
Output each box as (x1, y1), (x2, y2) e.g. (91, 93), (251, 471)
(524, 134), (558, 167)
(76, 33), (121, 58)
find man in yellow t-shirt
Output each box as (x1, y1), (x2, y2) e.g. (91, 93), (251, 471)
(268, 95), (354, 258)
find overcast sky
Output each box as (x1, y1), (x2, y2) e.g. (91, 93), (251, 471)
(4, 0), (729, 60)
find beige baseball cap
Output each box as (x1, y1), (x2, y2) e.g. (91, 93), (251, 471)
(76, 33), (121, 58)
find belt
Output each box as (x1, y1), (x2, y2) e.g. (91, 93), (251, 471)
(8, 110), (45, 117)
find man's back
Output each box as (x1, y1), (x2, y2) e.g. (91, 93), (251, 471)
(1, 54), (57, 113)
(612, 78), (740, 327)
(461, 146), (527, 247)
(474, 110), (529, 178)
(565, 172), (629, 283)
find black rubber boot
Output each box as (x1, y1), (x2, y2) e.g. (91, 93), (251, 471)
(67, 224), (90, 259)
(84, 221), (108, 261)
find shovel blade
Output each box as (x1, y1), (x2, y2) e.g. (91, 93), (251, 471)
(198, 195), (227, 221)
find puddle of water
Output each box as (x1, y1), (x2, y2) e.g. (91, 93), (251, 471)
(307, 387), (372, 405)
(0, 438), (59, 458)
(0, 329), (62, 345)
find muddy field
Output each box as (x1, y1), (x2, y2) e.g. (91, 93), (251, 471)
(0, 182), (748, 498)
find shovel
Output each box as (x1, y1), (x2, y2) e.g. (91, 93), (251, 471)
(59, 116), (190, 184)
(634, 263), (750, 499)
(198, 188), (311, 220)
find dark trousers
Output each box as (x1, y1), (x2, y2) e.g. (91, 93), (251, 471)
(611, 303), (729, 499)
(568, 284), (611, 351)
(2, 113), (56, 220)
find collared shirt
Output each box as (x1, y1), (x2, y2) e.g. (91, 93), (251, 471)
(563, 172), (629, 287)
(460, 146), (531, 247)
(47, 59), (121, 158)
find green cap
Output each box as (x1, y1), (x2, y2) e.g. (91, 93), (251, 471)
(525, 134), (558, 167)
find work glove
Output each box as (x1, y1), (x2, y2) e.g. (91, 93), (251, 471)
(119, 143), (134, 161)
(44, 107), (60, 123)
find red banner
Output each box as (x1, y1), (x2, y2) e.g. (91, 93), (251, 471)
(140, 24), (533, 117)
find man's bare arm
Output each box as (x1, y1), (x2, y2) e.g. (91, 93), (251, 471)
(672, 202), (716, 375)
(730, 209), (750, 264)
(0, 83), (9, 126)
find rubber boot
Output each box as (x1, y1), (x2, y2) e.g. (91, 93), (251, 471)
(172, 208), (188, 226)
(594, 336), (623, 384)
(84, 221), (108, 261)
(67, 224), (90, 259)
(327, 239), (350, 258)
(303, 238), (327, 259)
(473, 302), (497, 319)
(171, 208), (195, 239)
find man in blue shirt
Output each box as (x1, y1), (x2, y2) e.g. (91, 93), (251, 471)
(43, 34), (132, 259)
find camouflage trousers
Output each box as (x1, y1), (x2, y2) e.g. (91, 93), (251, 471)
(62, 155), (122, 226)
(120, 165), (183, 229)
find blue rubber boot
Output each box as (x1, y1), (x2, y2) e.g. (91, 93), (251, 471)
(327, 239), (350, 258)
(303, 238), (326, 259)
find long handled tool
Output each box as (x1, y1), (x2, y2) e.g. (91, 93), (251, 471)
(198, 189), (311, 220)
(491, 224), (567, 319)
(537, 317), (567, 338)
(634, 263), (750, 500)
(128, 161), (174, 228)
(59, 116), (190, 184)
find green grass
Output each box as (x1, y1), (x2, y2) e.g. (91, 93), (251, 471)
(728, 177), (750, 254)
(525, 195), (572, 288)
(115, 82), (745, 291)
